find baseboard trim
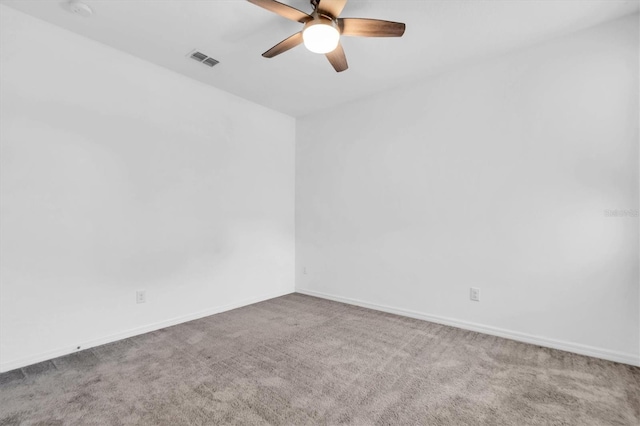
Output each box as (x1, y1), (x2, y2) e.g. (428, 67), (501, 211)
(0, 289), (293, 373)
(296, 288), (640, 367)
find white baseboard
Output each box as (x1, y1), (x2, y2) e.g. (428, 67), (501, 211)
(296, 288), (640, 367)
(0, 290), (293, 373)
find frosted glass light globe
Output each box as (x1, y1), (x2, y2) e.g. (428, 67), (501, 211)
(303, 22), (340, 54)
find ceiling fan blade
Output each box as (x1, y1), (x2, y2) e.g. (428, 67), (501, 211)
(326, 42), (348, 72)
(247, 0), (312, 23)
(262, 32), (303, 58)
(338, 18), (406, 37)
(316, 0), (348, 18)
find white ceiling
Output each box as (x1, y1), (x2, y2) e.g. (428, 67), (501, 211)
(2, 0), (638, 117)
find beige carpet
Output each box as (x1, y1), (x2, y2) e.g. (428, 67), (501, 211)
(0, 293), (638, 425)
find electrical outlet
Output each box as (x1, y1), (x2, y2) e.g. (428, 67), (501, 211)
(136, 290), (146, 304)
(303, 267), (307, 275)
(470, 287), (480, 302)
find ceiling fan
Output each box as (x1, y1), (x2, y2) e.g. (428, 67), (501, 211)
(246, 0), (406, 72)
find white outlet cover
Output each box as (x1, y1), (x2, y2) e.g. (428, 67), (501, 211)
(136, 291), (146, 304)
(470, 288), (480, 302)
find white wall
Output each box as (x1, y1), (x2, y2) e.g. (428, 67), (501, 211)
(296, 14), (639, 365)
(2, 6), (638, 372)
(0, 5), (295, 372)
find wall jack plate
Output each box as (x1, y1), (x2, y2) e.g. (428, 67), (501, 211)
(470, 287), (480, 302)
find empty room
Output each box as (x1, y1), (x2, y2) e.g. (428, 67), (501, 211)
(0, 0), (638, 424)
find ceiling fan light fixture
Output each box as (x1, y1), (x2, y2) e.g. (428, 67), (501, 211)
(247, 0), (406, 72)
(302, 19), (340, 54)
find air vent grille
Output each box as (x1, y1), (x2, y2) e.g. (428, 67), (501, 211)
(191, 51), (208, 61)
(189, 50), (219, 68)
(202, 57), (219, 67)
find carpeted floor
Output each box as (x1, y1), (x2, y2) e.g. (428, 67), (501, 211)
(0, 293), (639, 425)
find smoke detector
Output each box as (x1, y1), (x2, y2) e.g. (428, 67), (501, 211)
(64, 1), (93, 18)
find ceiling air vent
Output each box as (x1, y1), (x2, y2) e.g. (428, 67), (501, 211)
(202, 57), (219, 67)
(189, 50), (219, 68)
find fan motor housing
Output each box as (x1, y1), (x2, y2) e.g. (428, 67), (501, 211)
(304, 14), (338, 32)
